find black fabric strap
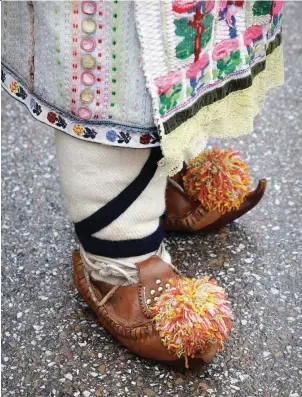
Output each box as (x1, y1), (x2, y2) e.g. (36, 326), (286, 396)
(79, 223), (164, 258)
(74, 147), (164, 258)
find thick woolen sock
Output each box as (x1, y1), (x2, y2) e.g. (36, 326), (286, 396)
(54, 130), (169, 285)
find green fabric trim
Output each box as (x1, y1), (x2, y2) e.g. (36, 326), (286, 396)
(162, 33), (282, 135)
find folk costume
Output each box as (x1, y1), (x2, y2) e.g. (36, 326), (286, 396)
(1, 0), (283, 367)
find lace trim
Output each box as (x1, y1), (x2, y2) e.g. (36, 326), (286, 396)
(159, 45), (284, 176)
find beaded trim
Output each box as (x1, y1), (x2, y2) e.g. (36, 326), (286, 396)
(1, 65), (160, 148)
(71, 1), (81, 115)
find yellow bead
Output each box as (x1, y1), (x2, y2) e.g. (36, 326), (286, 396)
(82, 18), (96, 34)
(80, 88), (94, 104)
(81, 55), (96, 71)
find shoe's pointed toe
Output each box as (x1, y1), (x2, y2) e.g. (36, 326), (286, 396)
(203, 178), (267, 231)
(164, 175), (267, 233)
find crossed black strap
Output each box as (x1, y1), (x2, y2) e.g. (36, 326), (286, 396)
(74, 147), (164, 258)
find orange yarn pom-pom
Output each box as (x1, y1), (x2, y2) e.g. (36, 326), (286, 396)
(183, 148), (251, 214)
(152, 277), (232, 366)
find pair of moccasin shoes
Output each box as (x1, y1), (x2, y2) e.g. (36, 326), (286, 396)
(73, 164), (266, 369)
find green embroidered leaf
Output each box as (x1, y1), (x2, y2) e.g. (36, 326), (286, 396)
(252, 1), (272, 16)
(159, 84), (182, 116)
(174, 18), (195, 59)
(217, 51), (241, 77)
(201, 14), (214, 49)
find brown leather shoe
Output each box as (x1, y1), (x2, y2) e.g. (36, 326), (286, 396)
(73, 250), (220, 368)
(164, 173), (266, 233)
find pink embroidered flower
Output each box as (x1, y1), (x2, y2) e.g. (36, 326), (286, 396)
(73, 124), (84, 136)
(186, 53), (210, 79)
(203, 0), (215, 14)
(172, 0), (214, 14)
(271, 1), (283, 16)
(10, 81), (19, 93)
(154, 71), (182, 95)
(172, 1), (199, 14)
(243, 25), (263, 47)
(212, 38), (239, 61)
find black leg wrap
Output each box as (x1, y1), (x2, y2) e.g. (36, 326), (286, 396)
(74, 147), (165, 258)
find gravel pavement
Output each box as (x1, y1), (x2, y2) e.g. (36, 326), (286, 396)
(1, 3), (302, 397)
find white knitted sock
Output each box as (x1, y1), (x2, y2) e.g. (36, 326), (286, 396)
(55, 130), (169, 285)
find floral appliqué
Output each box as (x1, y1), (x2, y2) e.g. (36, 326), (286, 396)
(159, 83), (182, 116)
(10, 81), (27, 100)
(140, 133), (160, 145)
(73, 124), (97, 139)
(30, 98), (42, 116)
(47, 111), (67, 128)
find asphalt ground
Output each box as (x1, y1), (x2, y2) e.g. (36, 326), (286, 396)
(1, 3), (302, 396)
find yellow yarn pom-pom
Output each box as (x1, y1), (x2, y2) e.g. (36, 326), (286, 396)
(183, 148), (251, 214)
(152, 277), (232, 367)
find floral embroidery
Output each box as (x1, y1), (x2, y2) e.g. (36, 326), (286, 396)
(187, 52), (210, 95)
(159, 83), (182, 116)
(271, 1), (283, 16)
(140, 134), (151, 145)
(73, 124), (84, 136)
(47, 111), (57, 124)
(10, 81), (18, 93)
(216, 50), (241, 79)
(150, 133), (160, 144)
(83, 127), (97, 139)
(1, 67), (160, 149)
(47, 111), (67, 128)
(154, 71), (182, 95)
(31, 98), (42, 116)
(212, 38), (239, 61)
(117, 131), (131, 144)
(243, 26), (263, 47)
(186, 53), (209, 79)
(106, 129), (118, 142)
(73, 124), (97, 139)
(253, 1), (272, 16)
(270, 1), (283, 34)
(173, 1), (214, 61)
(10, 81), (27, 100)
(219, 1), (245, 39)
(1, 70), (6, 83)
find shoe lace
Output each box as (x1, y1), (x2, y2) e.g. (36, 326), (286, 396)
(80, 242), (170, 286)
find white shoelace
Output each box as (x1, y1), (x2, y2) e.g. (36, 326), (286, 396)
(80, 243), (171, 286)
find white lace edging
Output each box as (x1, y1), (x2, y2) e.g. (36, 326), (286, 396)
(158, 45), (284, 177)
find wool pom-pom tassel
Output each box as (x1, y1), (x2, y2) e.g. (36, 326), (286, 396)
(151, 277), (232, 367)
(183, 148), (251, 214)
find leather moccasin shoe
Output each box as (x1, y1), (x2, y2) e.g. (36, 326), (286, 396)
(73, 250), (230, 368)
(164, 170), (266, 233)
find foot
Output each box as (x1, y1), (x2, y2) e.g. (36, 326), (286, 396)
(73, 251), (231, 368)
(164, 171), (266, 233)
